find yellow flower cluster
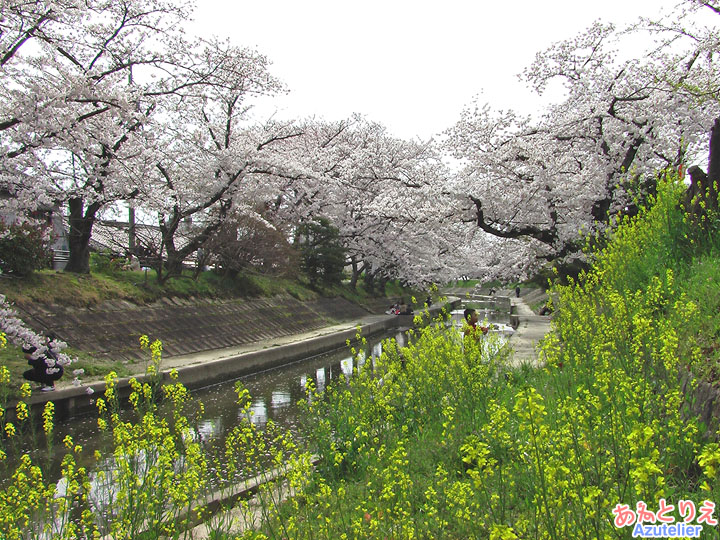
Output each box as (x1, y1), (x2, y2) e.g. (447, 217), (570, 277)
(1, 173), (719, 538)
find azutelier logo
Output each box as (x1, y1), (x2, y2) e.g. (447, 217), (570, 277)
(613, 500), (717, 538)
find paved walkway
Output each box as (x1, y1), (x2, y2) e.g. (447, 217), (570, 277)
(49, 295), (552, 390)
(20, 295), (551, 419)
(507, 297), (553, 366)
(18, 295), (375, 362)
(125, 296), (552, 377)
(20, 304), (451, 419)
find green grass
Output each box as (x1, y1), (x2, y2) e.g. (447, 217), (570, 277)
(0, 266), (424, 308)
(0, 267), (424, 382)
(675, 253), (720, 383)
(0, 266), (424, 391)
(0, 269), (320, 307)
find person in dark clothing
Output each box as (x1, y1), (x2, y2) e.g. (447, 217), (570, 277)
(398, 301), (413, 315)
(515, 286), (521, 298)
(22, 343), (63, 391)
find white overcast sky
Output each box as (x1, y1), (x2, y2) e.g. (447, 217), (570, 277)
(188, 0), (681, 141)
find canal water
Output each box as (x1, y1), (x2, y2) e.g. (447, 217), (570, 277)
(193, 327), (407, 442)
(1, 328), (410, 490)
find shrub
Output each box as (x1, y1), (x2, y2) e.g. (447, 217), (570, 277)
(0, 222), (50, 276)
(89, 250), (126, 274)
(202, 213), (299, 278)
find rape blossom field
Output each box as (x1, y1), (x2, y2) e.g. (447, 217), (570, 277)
(1, 173), (720, 538)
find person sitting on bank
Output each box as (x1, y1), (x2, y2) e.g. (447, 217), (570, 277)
(22, 342), (64, 392)
(398, 300), (413, 315)
(125, 253), (141, 272)
(463, 308), (489, 339)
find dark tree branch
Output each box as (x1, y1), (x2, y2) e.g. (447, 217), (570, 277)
(1, 9), (54, 66)
(469, 195), (557, 246)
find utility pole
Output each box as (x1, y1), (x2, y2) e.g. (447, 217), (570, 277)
(129, 206), (136, 254)
(128, 65), (136, 255)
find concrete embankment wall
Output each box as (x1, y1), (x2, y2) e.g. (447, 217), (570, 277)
(15, 295), (378, 362)
(15, 300), (458, 421)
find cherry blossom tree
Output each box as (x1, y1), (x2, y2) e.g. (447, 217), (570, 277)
(0, 0), (197, 272)
(140, 40), (304, 282)
(444, 11), (720, 280)
(260, 116), (457, 287)
(636, 0), (720, 180)
(0, 294), (75, 377)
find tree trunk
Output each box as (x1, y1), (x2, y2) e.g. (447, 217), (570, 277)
(128, 207), (136, 254)
(349, 257), (365, 290)
(684, 116), (720, 217)
(163, 246), (185, 283)
(63, 198), (98, 274)
(377, 274), (389, 296)
(707, 116), (720, 207)
(363, 267), (375, 295)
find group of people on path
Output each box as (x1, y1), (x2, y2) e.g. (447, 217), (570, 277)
(386, 299), (413, 315)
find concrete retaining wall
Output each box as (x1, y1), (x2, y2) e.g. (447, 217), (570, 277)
(14, 295), (377, 362)
(14, 301), (458, 422)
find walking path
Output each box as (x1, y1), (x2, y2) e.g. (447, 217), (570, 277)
(507, 296), (553, 366)
(110, 295), (552, 377)
(16, 294), (552, 417)
(54, 313), (394, 390)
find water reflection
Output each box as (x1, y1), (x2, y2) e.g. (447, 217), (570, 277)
(340, 358), (353, 378)
(1, 329), (409, 493)
(185, 328), (407, 436)
(315, 367), (326, 393)
(271, 388), (291, 409)
(247, 399), (267, 426)
(197, 418), (223, 441)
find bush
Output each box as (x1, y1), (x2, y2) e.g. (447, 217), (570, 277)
(202, 213), (299, 278)
(89, 250), (126, 274)
(0, 222), (50, 276)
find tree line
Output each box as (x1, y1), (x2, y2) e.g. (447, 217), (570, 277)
(1, 0), (719, 286)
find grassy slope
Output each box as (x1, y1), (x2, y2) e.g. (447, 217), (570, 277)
(0, 267), (424, 390)
(252, 175), (720, 538)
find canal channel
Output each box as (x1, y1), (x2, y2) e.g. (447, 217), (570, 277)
(2, 327), (411, 491)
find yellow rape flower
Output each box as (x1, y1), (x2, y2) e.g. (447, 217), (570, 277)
(15, 401), (28, 422)
(43, 401), (54, 435)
